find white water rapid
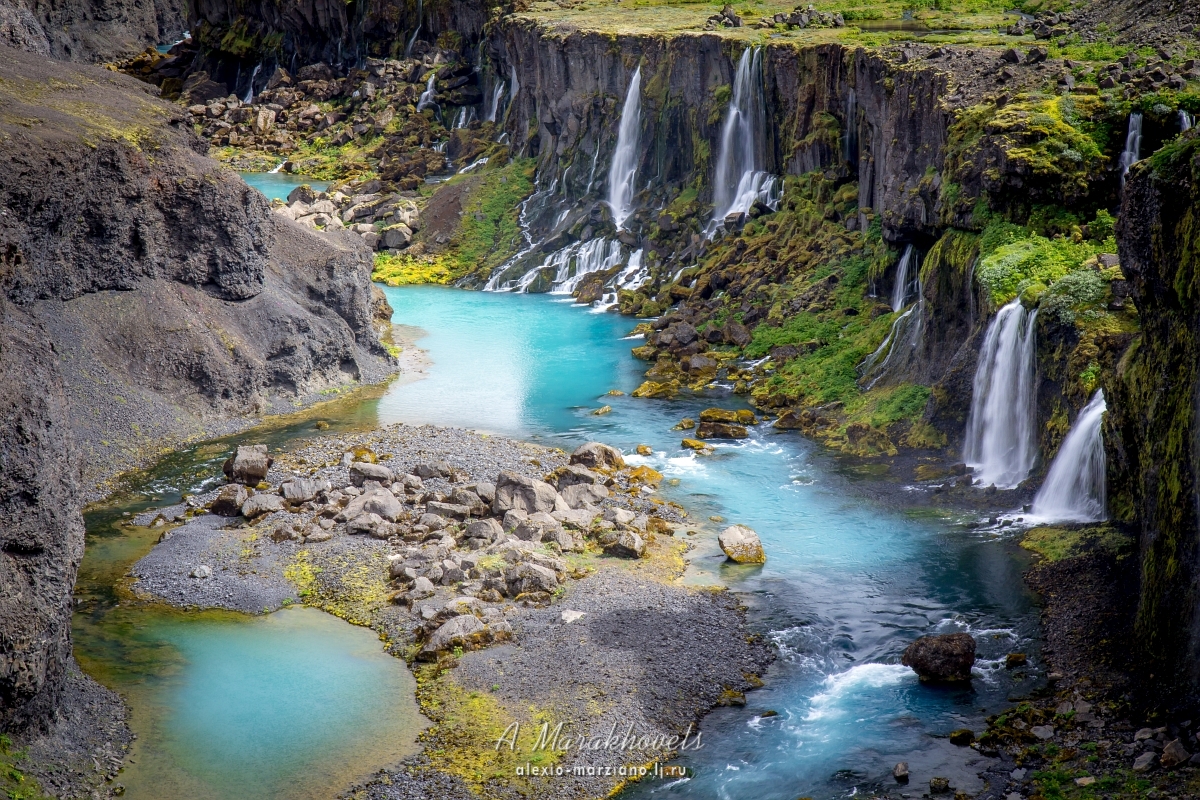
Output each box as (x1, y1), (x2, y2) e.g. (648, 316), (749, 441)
(707, 48), (779, 236)
(607, 67), (642, 230)
(890, 244), (917, 311)
(1181, 109), (1195, 132)
(1030, 390), (1107, 522)
(1119, 112), (1143, 188)
(416, 73), (437, 111)
(963, 300), (1039, 489)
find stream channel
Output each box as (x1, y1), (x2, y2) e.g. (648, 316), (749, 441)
(75, 211), (1041, 799)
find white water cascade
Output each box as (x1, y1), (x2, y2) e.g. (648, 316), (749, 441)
(963, 300), (1039, 489)
(507, 238), (624, 294)
(242, 62), (262, 104)
(1181, 109), (1195, 132)
(607, 66), (642, 230)
(593, 249), (649, 311)
(405, 0), (423, 57)
(1031, 390), (1107, 522)
(416, 73), (437, 111)
(486, 81), (506, 122)
(1119, 112), (1143, 188)
(707, 48), (779, 236)
(890, 244), (917, 311)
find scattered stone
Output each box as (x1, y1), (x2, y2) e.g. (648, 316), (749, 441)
(696, 421), (749, 439)
(494, 471), (560, 515)
(605, 530), (646, 558)
(1005, 652), (1027, 668)
(673, 418), (696, 430)
(681, 438), (714, 453)
(901, 633), (976, 682)
(340, 488), (403, 522)
(346, 512), (387, 537)
(1075, 776), (1096, 787)
(699, 408), (739, 423)
(1031, 725), (1055, 740)
(280, 477), (330, 503)
(223, 444), (272, 485)
(350, 461), (393, 486)
(189, 565), (211, 579)
(1133, 751), (1158, 772)
(1161, 738), (1190, 768)
(636, 444), (653, 455)
(569, 441), (626, 470)
(241, 493), (285, 518)
(929, 776), (951, 794)
(561, 609), (585, 624)
(718, 525), (766, 564)
(420, 614), (489, 658)
(893, 762), (909, 783)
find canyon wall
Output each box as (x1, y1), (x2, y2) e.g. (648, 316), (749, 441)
(0, 0), (185, 61)
(0, 44), (391, 732)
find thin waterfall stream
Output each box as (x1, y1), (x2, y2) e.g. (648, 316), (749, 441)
(1030, 390), (1108, 522)
(607, 66), (642, 230)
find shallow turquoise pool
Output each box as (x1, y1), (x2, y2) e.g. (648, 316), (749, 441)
(239, 171), (331, 201)
(378, 285), (1039, 799)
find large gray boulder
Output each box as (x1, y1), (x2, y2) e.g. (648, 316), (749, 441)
(349, 462), (393, 486)
(280, 477), (330, 503)
(718, 525), (766, 564)
(605, 530), (646, 558)
(493, 471), (560, 515)
(569, 442), (625, 470)
(223, 444), (272, 485)
(211, 483), (248, 516)
(505, 562), (559, 596)
(420, 614), (489, 658)
(339, 488), (403, 522)
(241, 493), (284, 518)
(465, 518), (503, 542)
(901, 633), (977, 682)
(560, 483), (609, 509)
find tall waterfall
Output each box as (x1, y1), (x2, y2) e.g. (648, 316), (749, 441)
(405, 0), (423, 57)
(1181, 110), (1195, 133)
(890, 245), (917, 311)
(708, 48), (779, 236)
(1119, 112), (1143, 187)
(1031, 391), (1107, 522)
(416, 73), (437, 111)
(963, 300), (1039, 489)
(607, 67), (642, 230)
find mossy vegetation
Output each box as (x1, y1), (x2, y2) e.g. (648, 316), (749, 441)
(0, 735), (52, 800)
(1021, 525), (1134, 563)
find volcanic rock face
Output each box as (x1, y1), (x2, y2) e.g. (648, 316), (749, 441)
(0, 0), (185, 61)
(0, 44), (391, 733)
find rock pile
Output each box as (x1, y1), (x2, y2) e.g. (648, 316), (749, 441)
(273, 178), (422, 252)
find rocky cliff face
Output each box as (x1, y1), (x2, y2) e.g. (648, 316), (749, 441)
(0, 43), (392, 732)
(0, 0), (185, 61)
(1108, 133), (1200, 703)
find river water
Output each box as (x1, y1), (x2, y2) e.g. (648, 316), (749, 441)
(74, 215), (1040, 798)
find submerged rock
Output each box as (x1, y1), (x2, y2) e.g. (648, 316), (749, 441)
(902, 633), (976, 682)
(718, 525), (766, 563)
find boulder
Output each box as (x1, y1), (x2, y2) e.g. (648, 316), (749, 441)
(699, 408), (739, 423)
(696, 421), (749, 439)
(280, 477), (330, 503)
(465, 518), (503, 541)
(448, 488), (486, 515)
(347, 512), (387, 537)
(493, 471), (560, 515)
(426, 501), (471, 520)
(631, 380), (678, 399)
(505, 562), (559, 595)
(1161, 739), (1190, 768)
(241, 493), (284, 518)
(901, 633), (976, 682)
(560, 483), (609, 509)
(569, 442), (626, 470)
(409, 576), (436, 599)
(549, 464), (603, 489)
(350, 462), (393, 486)
(414, 461), (451, 479)
(718, 525), (766, 563)
(340, 488), (403, 522)
(222, 444), (272, 485)
(420, 614), (489, 658)
(190, 565), (212, 578)
(603, 507), (637, 526)
(605, 530), (646, 558)
(1133, 751), (1158, 772)
(469, 482), (496, 503)
(211, 484), (248, 516)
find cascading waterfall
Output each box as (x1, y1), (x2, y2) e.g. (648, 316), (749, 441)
(593, 249), (648, 311)
(607, 66), (642, 230)
(486, 81), (506, 122)
(1181, 109), (1195, 132)
(1031, 390), (1107, 522)
(416, 73), (437, 111)
(859, 287), (924, 391)
(242, 62), (262, 104)
(506, 238), (624, 294)
(1119, 112), (1143, 187)
(963, 300), (1039, 489)
(707, 48), (779, 236)
(405, 0), (423, 57)
(890, 244), (916, 311)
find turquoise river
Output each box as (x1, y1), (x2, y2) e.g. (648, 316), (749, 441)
(75, 278), (1040, 799)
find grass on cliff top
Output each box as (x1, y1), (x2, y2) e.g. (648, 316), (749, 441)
(373, 158), (535, 286)
(1021, 525), (1133, 563)
(517, 0), (1016, 40)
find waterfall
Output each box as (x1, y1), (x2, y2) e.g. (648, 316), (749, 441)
(405, 0), (423, 57)
(593, 249), (648, 311)
(707, 48), (779, 236)
(486, 81), (506, 122)
(1181, 110), (1195, 132)
(1031, 391), (1107, 522)
(843, 88), (858, 164)
(890, 245), (916, 311)
(498, 238), (624, 294)
(963, 300), (1039, 489)
(268, 161), (284, 174)
(585, 145), (601, 194)
(607, 66), (642, 231)
(1119, 112), (1143, 187)
(417, 73), (437, 111)
(509, 65), (520, 106)
(242, 62), (262, 105)
(858, 289), (924, 391)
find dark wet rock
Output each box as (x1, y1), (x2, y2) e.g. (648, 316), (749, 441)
(901, 633), (976, 682)
(893, 762), (909, 782)
(696, 421), (749, 440)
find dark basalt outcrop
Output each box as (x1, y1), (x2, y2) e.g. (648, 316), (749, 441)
(0, 0), (185, 61)
(0, 44), (392, 734)
(1108, 133), (1200, 704)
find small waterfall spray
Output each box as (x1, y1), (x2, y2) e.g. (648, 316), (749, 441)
(890, 245), (916, 311)
(405, 0), (423, 57)
(708, 48), (778, 235)
(1181, 109), (1195, 133)
(242, 62), (262, 104)
(607, 66), (642, 231)
(963, 300), (1039, 489)
(416, 73), (437, 112)
(1119, 112), (1143, 188)
(508, 65), (520, 106)
(1031, 390), (1107, 522)
(843, 88), (858, 164)
(486, 81), (506, 122)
